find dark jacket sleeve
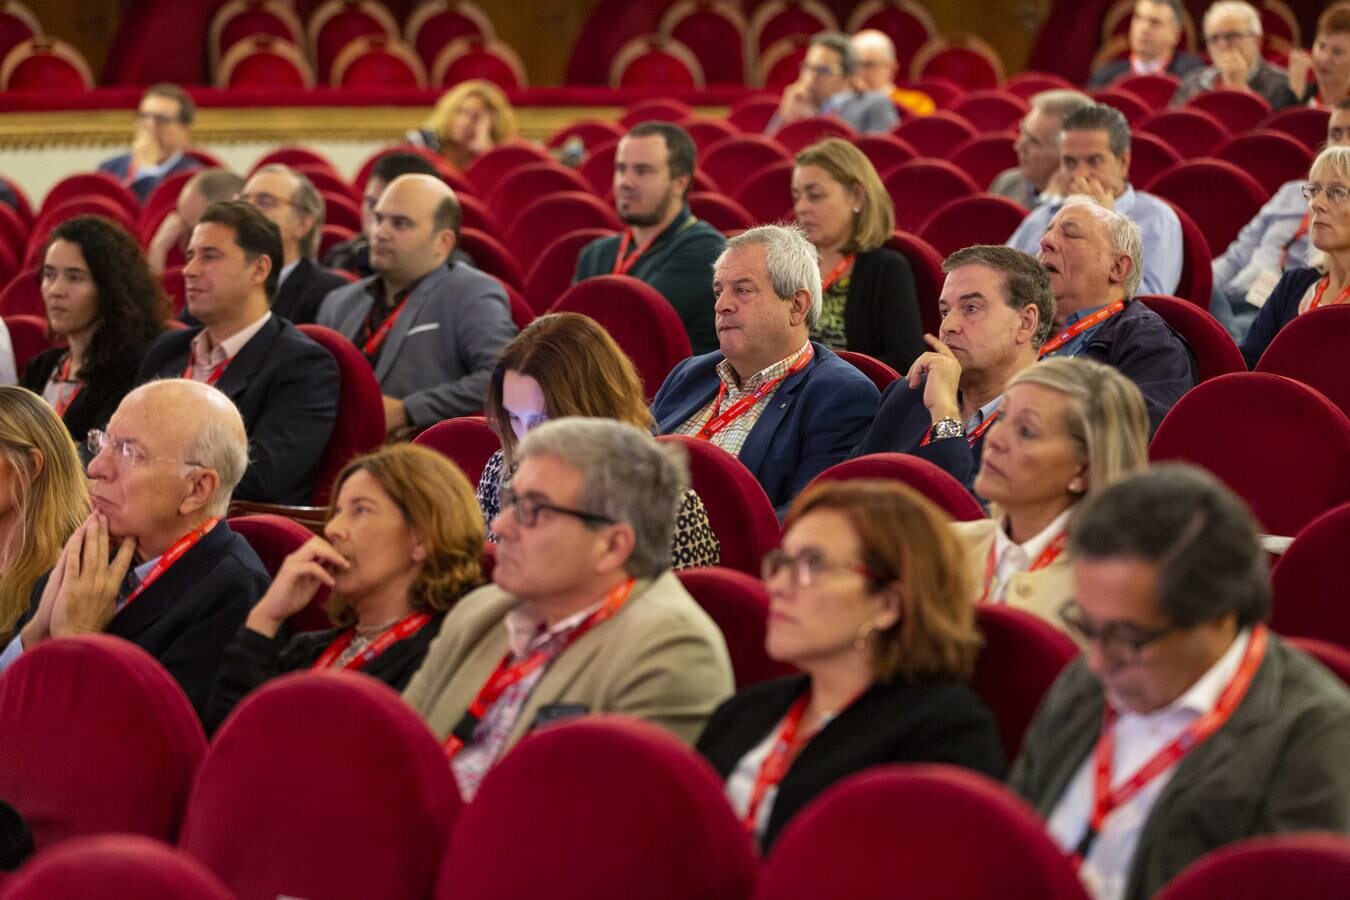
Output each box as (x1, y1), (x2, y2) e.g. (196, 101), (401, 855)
(1084, 303), (1195, 434)
(1239, 267), (1319, 370)
(202, 625), (337, 735)
(851, 376), (979, 490)
(847, 248), (925, 372)
(778, 360), (879, 517)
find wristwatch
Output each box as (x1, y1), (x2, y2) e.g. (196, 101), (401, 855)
(930, 417), (965, 440)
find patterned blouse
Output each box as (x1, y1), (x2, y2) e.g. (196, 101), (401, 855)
(811, 273), (850, 352)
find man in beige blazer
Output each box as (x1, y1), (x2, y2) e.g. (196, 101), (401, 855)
(403, 418), (733, 799)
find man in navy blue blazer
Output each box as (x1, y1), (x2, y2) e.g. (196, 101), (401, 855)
(97, 84), (201, 203)
(651, 225), (879, 516)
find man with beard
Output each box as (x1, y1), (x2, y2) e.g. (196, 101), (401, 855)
(573, 122), (725, 354)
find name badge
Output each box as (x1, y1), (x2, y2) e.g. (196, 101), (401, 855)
(1245, 268), (1281, 309)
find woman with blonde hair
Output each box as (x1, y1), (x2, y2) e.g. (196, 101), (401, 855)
(203, 443), (486, 733)
(409, 79), (518, 171)
(791, 137), (924, 371)
(954, 356), (1149, 626)
(0, 386), (89, 642)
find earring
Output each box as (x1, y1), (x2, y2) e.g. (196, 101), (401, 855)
(1068, 478), (1085, 494)
(852, 207), (861, 213)
(853, 621), (875, 651)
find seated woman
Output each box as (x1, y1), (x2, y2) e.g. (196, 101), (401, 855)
(407, 79), (518, 172)
(0, 386), (89, 644)
(697, 479), (1005, 853)
(479, 313), (719, 569)
(792, 138), (924, 372)
(22, 216), (165, 444)
(953, 357), (1148, 626)
(1241, 145), (1350, 367)
(203, 444), (485, 734)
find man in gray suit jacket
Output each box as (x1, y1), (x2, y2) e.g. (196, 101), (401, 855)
(317, 174), (516, 435)
(766, 32), (898, 136)
(1010, 466), (1350, 900)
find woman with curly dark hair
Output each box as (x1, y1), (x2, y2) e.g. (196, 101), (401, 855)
(22, 216), (166, 443)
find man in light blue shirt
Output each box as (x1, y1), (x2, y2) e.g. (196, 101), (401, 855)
(1007, 104), (1182, 297)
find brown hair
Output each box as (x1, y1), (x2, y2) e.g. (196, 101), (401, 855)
(484, 313), (653, 465)
(793, 137), (894, 253)
(323, 444), (485, 626)
(1319, 4), (1350, 37)
(784, 479), (982, 681)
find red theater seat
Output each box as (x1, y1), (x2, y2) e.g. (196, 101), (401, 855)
(949, 133), (1018, 190)
(622, 97), (695, 127)
(319, 223), (355, 260)
(579, 138), (620, 193)
(458, 226), (524, 290)
(1136, 295), (1243, 381)
(1214, 130), (1314, 197)
(659, 0), (746, 85)
(854, 133), (918, 176)
(675, 567), (797, 689)
(0, 36), (93, 91)
(771, 115), (857, 153)
(209, 0), (305, 75)
(917, 193), (1028, 259)
(1261, 105), (1331, 153)
(505, 192), (621, 272)
(405, 0), (494, 72)
(732, 159), (794, 223)
(949, 89), (1029, 132)
(910, 36), (1004, 90)
(689, 191), (756, 233)
(1269, 502), (1350, 651)
(973, 604), (1079, 760)
(1145, 160), (1266, 261)
(1155, 834), (1350, 900)
(892, 109), (977, 157)
(727, 93), (781, 133)
(1127, 130), (1183, 188)
(809, 452), (986, 522)
(749, 0), (838, 54)
(308, 0), (398, 82)
(464, 141), (552, 196)
(1091, 86), (1151, 125)
(1255, 304), (1350, 419)
(3, 313), (51, 371)
(757, 34), (811, 91)
(1001, 70), (1074, 100)
(431, 36), (527, 89)
(522, 226), (610, 315)
(835, 350), (899, 392)
(0, 173), (35, 229)
(1186, 88), (1272, 134)
(845, 0), (937, 71)
(487, 162), (591, 223)
(0, 271), (42, 317)
(678, 116), (741, 154)
(1138, 108), (1230, 158)
(296, 324), (386, 505)
(882, 159), (979, 234)
(547, 118), (626, 151)
(413, 415), (500, 486)
(331, 34), (427, 87)
(1116, 72), (1181, 109)
(253, 145), (339, 176)
(228, 513), (332, 632)
(701, 135), (790, 195)
(1163, 200), (1214, 310)
(0, 1), (40, 69)
(609, 35), (704, 89)
(41, 173), (139, 219)
(1, 835), (233, 900)
(885, 230), (944, 335)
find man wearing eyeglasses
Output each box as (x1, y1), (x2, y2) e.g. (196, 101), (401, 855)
(403, 419), (733, 801)
(766, 32), (898, 136)
(1170, 1), (1298, 109)
(1010, 465), (1350, 900)
(0, 380), (272, 720)
(98, 83), (202, 203)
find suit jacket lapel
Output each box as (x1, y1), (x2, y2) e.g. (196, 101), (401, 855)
(737, 347), (819, 478)
(374, 271), (442, 382)
(213, 317), (279, 401)
(106, 523), (233, 638)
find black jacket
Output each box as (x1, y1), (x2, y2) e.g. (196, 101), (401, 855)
(273, 258), (350, 326)
(841, 247), (925, 373)
(851, 374), (987, 491)
(1087, 51), (1205, 89)
(21, 347), (143, 449)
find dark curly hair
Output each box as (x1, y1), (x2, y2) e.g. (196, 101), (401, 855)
(42, 216), (167, 400)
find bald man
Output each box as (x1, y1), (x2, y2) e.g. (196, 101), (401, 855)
(318, 174), (516, 436)
(146, 167), (245, 275)
(3, 380), (271, 719)
(851, 29), (935, 117)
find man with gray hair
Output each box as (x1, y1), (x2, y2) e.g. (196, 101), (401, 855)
(989, 89), (1093, 211)
(1, 379), (271, 721)
(1008, 103), (1182, 296)
(651, 224), (879, 515)
(1171, 1), (1298, 108)
(404, 418), (733, 800)
(146, 167), (245, 275)
(1036, 196), (1194, 432)
(766, 31), (898, 135)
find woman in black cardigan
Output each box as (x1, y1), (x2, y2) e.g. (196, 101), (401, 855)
(791, 138), (925, 371)
(697, 479), (1005, 853)
(23, 216), (165, 446)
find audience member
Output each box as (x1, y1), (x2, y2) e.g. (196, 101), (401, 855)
(322, 152), (440, 278)
(792, 138), (923, 371)
(697, 479), (1005, 852)
(203, 444), (486, 735)
(1011, 464), (1350, 900)
(1241, 145), (1350, 367)
(953, 358), (1149, 627)
(403, 418), (733, 801)
(97, 83), (202, 202)
(407, 79), (518, 172)
(573, 121), (724, 355)
(319, 174), (516, 437)
(1037, 196), (1194, 431)
(853, 246), (1052, 489)
(1087, 0), (1204, 88)
(652, 225), (879, 516)
(0, 387), (88, 643)
(147, 168), (245, 275)
(766, 32), (899, 136)
(480, 313), (719, 568)
(238, 164), (348, 325)
(850, 29), (936, 117)
(2, 380), (271, 720)
(24, 217), (166, 445)
(1171, 1), (1297, 108)
(989, 90), (1093, 212)
(1008, 103), (1182, 296)
(1289, 5), (1350, 107)
(138, 201), (338, 504)
(0, 322), (13, 386)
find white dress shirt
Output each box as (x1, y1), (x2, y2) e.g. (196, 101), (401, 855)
(186, 312), (271, 382)
(988, 508), (1072, 604)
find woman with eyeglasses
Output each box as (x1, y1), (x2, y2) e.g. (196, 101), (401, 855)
(952, 357), (1149, 630)
(202, 444), (486, 734)
(480, 313), (719, 569)
(1241, 145), (1350, 367)
(696, 479), (1004, 853)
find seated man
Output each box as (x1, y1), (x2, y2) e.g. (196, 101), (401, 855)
(323, 152), (442, 278)
(403, 418), (733, 800)
(98, 83), (202, 203)
(851, 29), (935, 117)
(651, 224), (879, 516)
(1088, 0), (1205, 88)
(239, 164), (348, 324)
(1011, 464), (1350, 900)
(1037, 196), (1194, 432)
(573, 121), (724, 354)
(1008, 103), (1182, 296)
(139, 201), (338, 505)
(3, 380), (272, 719)
(1171, 1), (1297, 109)
(766, 32), (899, 136)
(146, 168), (244, 275)
(854, 245), (1053, 489)
(317, 174), (516, 437)
(989, 89), (1093, 212)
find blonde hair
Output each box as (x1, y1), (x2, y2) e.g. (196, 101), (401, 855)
(0, 387), (89, 637)
(793, 137), (894, 254)
(423, 79), (517, 149)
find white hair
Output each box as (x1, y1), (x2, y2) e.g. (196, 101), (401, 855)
(1060, 194), (1144, 299)
(717, 224), (823, 328)
(1204, 1), (1261, 37)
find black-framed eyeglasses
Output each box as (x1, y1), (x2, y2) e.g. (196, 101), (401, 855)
(762, 548), (882, 588)
(499, 487), (616, 529)
(1057, 600), (1182, 662)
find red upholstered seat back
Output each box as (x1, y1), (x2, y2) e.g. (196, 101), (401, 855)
(732, 158), (795, 222)
(1255, 304), (1350, 419)
(1091, 86), (1151, 124)
(3, 313), (49, 369)
(1155, 833), (1350, 900)
(676, 566), (797, 689)
(311, 2), (393, 81)
(1137, 108), (1231, 158)
(486, 161), (591, 216)
(229, 513), (332, 632)
(913, 44), (1002, 90)
(809, 452), (986, 521)
(892, 109), (977, 156)
(296, 323), (386, 505)
(464, 140), (554, 196)
(855, 133), (918, 175)
(1164, 201), (1214, 309)
(412, 415), (501, 487)
(918, 192), (1028, 258)
(885, 230), (944, 335)
(727, 94), (781, 133)
(972, 604), (1079, 760)
(2, 834), (233, 900)
(505, 192), (621, 273)
(665, 3), (745, 85)
(1269, 503), (1350, 651)
(1145, 159), (1266, 258)
(0, 272), (43, 317)
(771, 115), (857, 154)
(459, 226), (524, 290)
(1186, 88), (1272, 134)
(1261, 105), (1331, 153)
(1286, 638), (1350, 688)
(883, 158), (979, 234)
(408, 3), (489, 71)
(1136, 295), (1244, 381)
(523, 226), (611, 315)
(701, 135), (791, 197)
(949, 133), (1018, 190)
(950, 89), (1029, 132)
(1214, 130), (1314, 196)
(41, 173), (140, 219)
(689, 191), (755, 233)
(835, 349), (899, 392)
(1127, 130), (1183, 187)
(1115, 72), (1180, 109)
(3, 45), (91, 91)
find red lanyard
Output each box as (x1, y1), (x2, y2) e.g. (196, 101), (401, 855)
(363, 294), (411, 358)
(443, 577), (637, 759)
(978, 528), (1065, 604)
(695, 345), (814, 442)
(121, 518), (219, 609)
(1309, 274), (1350, 311)
(183, 350), (229, 386)
(1279, 214), (1310, 269)
(53, 353), (82, 416)
(1038, 301), (1125, 358)
(918, 409), (1000, 448)
(612, 229), (658, 276)
(311, 612), (433, 672)
(1072, 625), (1269, 867)
(820, 254), (856, 293)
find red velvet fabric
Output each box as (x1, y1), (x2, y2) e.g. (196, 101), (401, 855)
(1138, 107), (1232, 158)
(458, 226), (524, 290)
(41, 172), (140, 218)
(855, 133), (918, 176)
(909, 75), (966, 109)
(578, 137), (620, 192)
(678, 116), (742, 154)
(950, 89), (1029, 132)
(313, 6), (393, 83)
(180, 672), (460, 900)
(102, 0), (214, 85)
(701, 135), (790, 198)
(616, 45), (701, 90)
(972, 604), (1079, 760)
(1160, 200), (1214, 309)
(1261, 106), (1332, 154)
(228, 513), (332, 632)
(689, 191), (756, 233)
(1214, 130), (1314, 196)
(892, 109), (977, 157)
(320, 191), (362, 231)
(253, 145), (339, 175)
(2, 834), (233, 900)
(337, 48), (423, 89)
(731, 158), (795, 222)
(882, 159), (979, 234)
(0, 203), (30, 260)
(884, 230), (944, 335)
(1186, 88), (1273, 134)
(160, 265), (187, 317)
(140, 170), (199, 241)
(623, 96), (696, 125)
(442, 716), (757, 900)
(0, 174), (35, 228)
(948, 134), (1018, 191)
(410, 5), (488, 71)
(522, 226), (610, 314)
(505, 192), (620, 272)
(546, 118), (625, 149)
(1155, 833), (1350, 900)
(835, 349), (900, 392)
(0, 272), (43, 318)
(1091, 86), (1152, 125)
(1002, 72), (1075, 100)
(319, 223), (355, 259)
(1115, 73), (1181, 110)
(1136, 295), (1244, 379)
(4, 52), (89, 92)
(463, 140), (553, 196)
(1127, 130), (1183, 188)
(754, 765), (1089, 899)
(295, 323), (386, 505)
(300, 166), (360, 203)
(1254, 304), (1350, 418)
(456, 192), (504, 238)
(808, 452), (986, 522)
(726, 94), (781, 133)
(851, 3), (936, 70)
(2, 313), (49, 372)
(436, 44), (523, 90)
(215, 5), (302, 63)
(1270, 503), (1350, 650)
(0, 9), (36, 66)
(675, 566), (797, 689)
(352, 144), (474, 197)
(486, 161), (591, 218)
(668, 6), (745, 85)
(755, 4), (835, 53)
(771, 115), (857, 154)
(29, 198), (139, 266)
(0, 635), (205, 851)
(917, 192), (1026, 257)
(496, 279), (537, 331)
(411, 415), (501, 487)
(914, 45), (1001, 91)
(1145, 159), (1267, 260)
(1287, 638), (1350, 688)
